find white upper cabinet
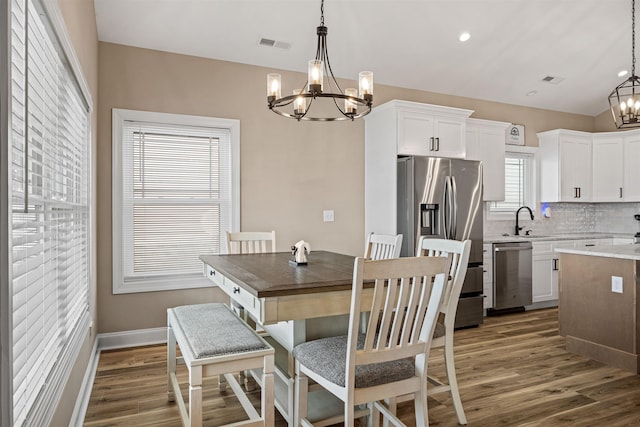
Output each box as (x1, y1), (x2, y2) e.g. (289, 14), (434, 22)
(592, 134), (624, 202)
(377, 100), (473, 158)
(466, 118), (510, 201)
(623, 133), (640, 201)
(538, 130), (592, 202)
(363, 100), (474, 236)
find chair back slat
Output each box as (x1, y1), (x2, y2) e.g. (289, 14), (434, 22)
(346, 256), (450, 384)
(226, 231), (276, 254)
(417, 237), (471, 317)
(364, 232), (402, 260)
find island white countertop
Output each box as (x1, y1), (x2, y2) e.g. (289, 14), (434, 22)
(555, 244), (640, 261)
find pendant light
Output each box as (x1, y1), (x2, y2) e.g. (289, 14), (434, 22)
(266, 0), (373, 121)
(609, 0), (640, 128)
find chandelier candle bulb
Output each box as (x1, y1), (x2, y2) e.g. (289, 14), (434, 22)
(293, 89), (306, 116)
(359, 71), (373, 101)
(345, 88), (357, 114)
(308, 60), (323, 94)
(267, 73), (281, 101)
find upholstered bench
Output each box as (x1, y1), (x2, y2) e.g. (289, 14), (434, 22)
(167, 303), (275, 427)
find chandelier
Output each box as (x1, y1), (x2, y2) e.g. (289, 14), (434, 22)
(609, 0), (640, 128)
(266, 0), (373, 121)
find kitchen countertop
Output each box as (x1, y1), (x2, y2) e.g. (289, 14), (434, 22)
(483, 232), (629, 244)
(555, 244), (640, 261)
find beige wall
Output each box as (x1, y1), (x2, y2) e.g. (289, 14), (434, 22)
(52, 0), (98, 425)
(97, 42), (597, 334)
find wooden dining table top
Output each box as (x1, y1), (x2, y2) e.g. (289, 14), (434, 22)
(199, 250), (357, 298)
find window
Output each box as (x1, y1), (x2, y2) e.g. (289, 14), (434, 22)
(488, 147), (537, 217)
(5, 0), (92, 425)
(112, 109), (239, 294)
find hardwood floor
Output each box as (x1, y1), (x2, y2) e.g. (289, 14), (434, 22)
(83, 308), (640, 426)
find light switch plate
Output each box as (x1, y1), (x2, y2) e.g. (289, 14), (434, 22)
(323, 210), (335, 222)
(612, 276), (623, 293)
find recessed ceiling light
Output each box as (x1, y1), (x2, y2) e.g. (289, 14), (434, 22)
(459, 32), (471, 42)
(618, 69), (629, 77)
(526, 90), (537, 97)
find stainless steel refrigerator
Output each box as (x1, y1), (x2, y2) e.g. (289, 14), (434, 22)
(397, 156), (484, 328)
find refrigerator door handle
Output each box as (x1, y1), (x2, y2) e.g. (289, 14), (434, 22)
(450, 175), (458, 238)
(442, 176), (450, 239)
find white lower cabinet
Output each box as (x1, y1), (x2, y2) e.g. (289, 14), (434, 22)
(532, 242), (558, 303)
(483, 244), (493, 309)
(532, 238), (613, 304)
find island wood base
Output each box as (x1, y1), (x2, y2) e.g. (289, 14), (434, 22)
(558, 253), (640, 373)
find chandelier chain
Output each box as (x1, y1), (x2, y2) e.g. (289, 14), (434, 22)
(634, 0), (636, 75)
(320, 0), (325, 26)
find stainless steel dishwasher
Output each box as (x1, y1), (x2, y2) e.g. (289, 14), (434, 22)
(489, 241), (532, 313)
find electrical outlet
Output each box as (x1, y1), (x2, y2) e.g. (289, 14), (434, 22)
(612, 276), (623, 293)
(323, 210), (335, 222)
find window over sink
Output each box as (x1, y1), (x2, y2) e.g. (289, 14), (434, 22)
(487, 146), (537, 219)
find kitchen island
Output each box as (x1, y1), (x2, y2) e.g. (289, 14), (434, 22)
(556, 244), (640, 373)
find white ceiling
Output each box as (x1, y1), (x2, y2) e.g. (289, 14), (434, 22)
(94, 0), (634, 117)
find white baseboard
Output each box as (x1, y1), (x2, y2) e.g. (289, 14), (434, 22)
(69, 338), (99, 427)
(71, 327), (168, 425)
(97, 327), (167, 350)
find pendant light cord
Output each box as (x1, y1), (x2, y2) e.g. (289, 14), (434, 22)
(320, 0), (325, 26)
(633, 0), (636, 76)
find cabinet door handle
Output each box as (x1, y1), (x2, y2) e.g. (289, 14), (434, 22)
(233, 287), (241, 294)
(573, 187), (577, 198)
(429, 137), (434, 151)
(435, 137), (440, 151)
(620, 187), (623, 198)
(552, 258), (559, 271)
(578, 187), (581, 198)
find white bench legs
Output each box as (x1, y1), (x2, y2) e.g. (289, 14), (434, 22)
(167, 303), (275, 427)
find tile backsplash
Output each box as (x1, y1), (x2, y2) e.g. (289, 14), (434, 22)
(484, 202), (640, 237)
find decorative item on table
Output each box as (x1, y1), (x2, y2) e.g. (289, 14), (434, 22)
(290, 240), (311, 266)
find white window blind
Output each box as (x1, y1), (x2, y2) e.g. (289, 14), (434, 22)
(8, 0), (91, 425)
(490, 151), (535, 214)
(113, 110), (239, 293)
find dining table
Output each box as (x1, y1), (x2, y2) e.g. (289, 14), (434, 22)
(199, 250), (370, 426)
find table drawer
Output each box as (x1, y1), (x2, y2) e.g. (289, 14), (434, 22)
(205, 264), (261, 320)
(205, 264), (225, 287)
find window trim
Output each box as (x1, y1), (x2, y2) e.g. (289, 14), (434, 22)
(485, 145), (538, 221)
(111, 109), (240, 294)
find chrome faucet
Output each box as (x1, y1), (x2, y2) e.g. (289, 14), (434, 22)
(515, 206), (534, 236)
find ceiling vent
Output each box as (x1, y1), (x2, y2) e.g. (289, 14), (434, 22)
(541, 75), (565, 85)
(259, 37), (291, 50)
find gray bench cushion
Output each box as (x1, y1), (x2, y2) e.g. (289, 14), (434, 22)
(292, 335), (415, 388)
(172, 303), (268, 359)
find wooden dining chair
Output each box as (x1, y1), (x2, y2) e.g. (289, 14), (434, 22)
(416, 237), (472, 425)
(293, 255), (451, 427)
(226, 230), (276, 254)
(364, 232), (402, 260)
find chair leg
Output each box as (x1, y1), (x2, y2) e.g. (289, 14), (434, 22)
(382, 397), (396, 427)
(414, 383), (429, 427)
(294, 365), (309, 426)
(368, 402), (379, 427)
(444, 333), (467, 425)
(167, 326), (176, 402)
(344, 401), (355, 427)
